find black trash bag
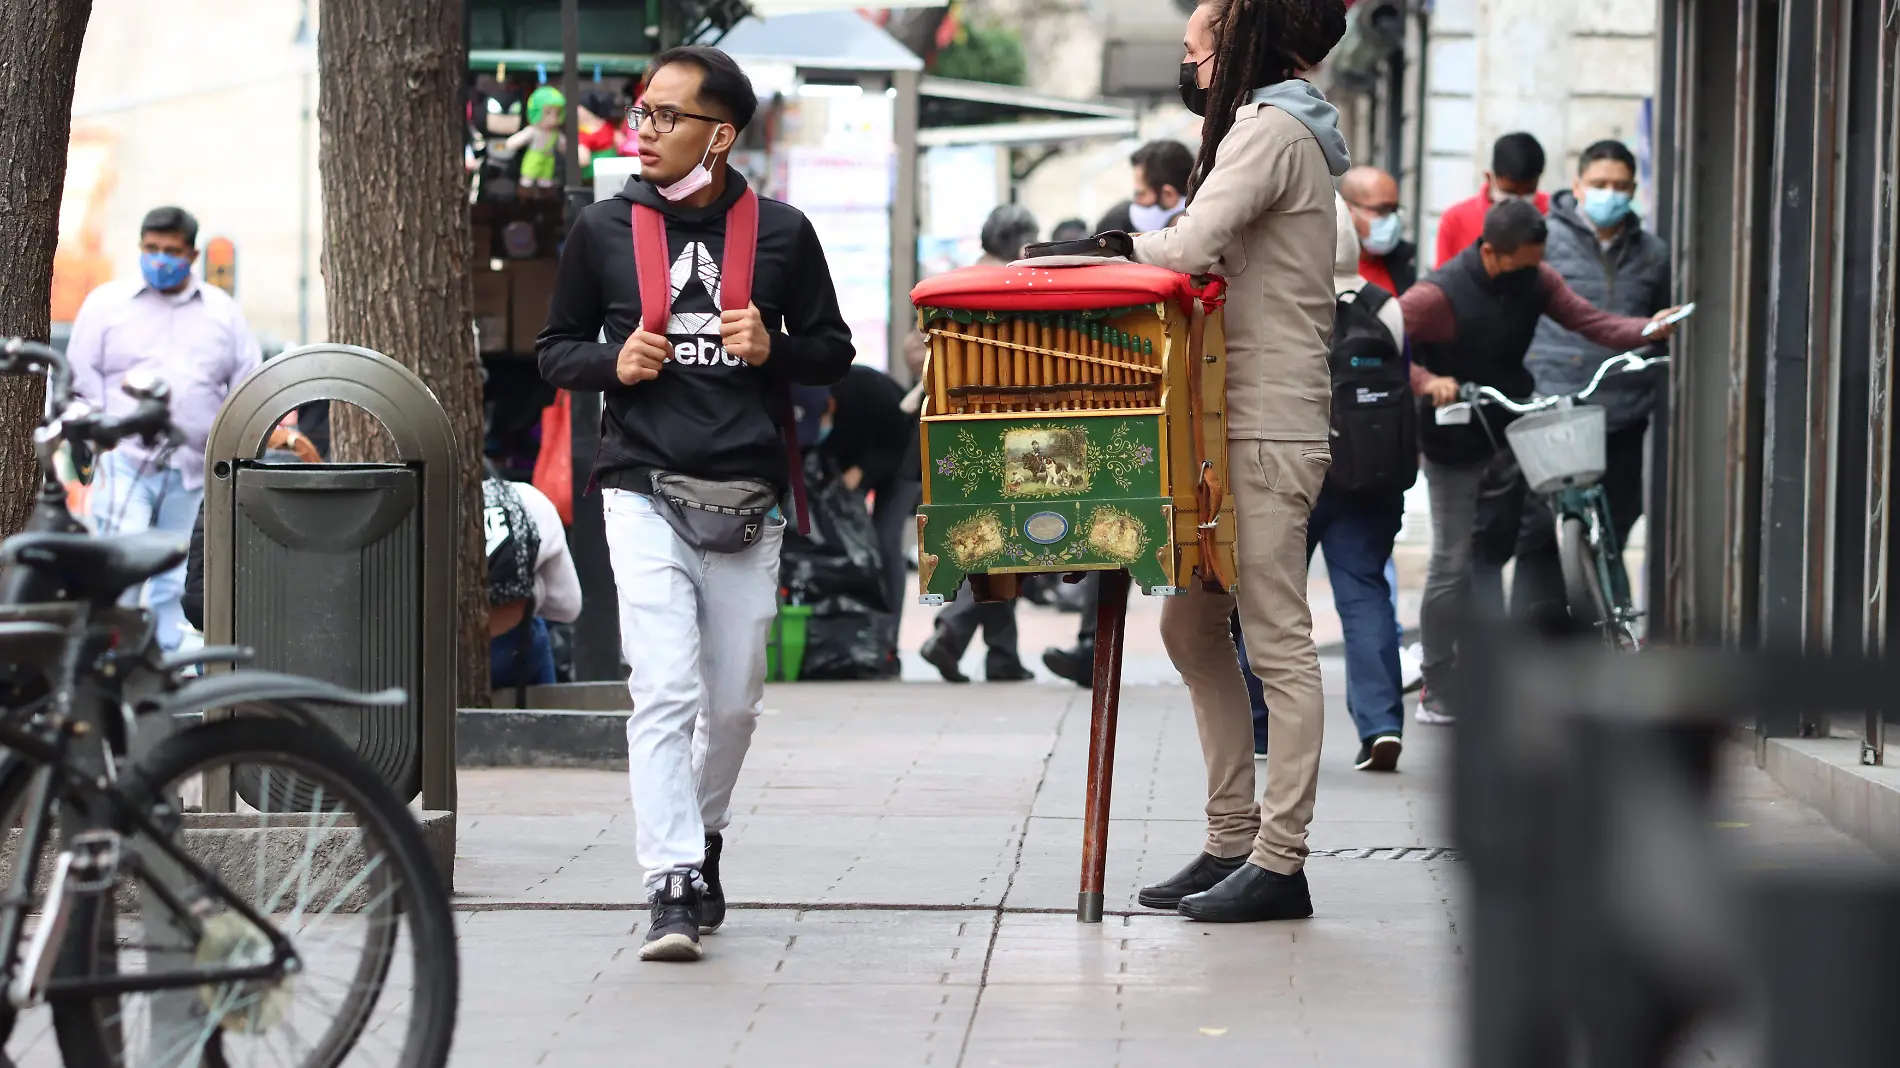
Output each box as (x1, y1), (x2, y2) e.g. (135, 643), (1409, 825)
(779, 450), (895, 679)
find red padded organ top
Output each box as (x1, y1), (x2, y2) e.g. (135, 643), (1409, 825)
(911, 262), (1217, 314)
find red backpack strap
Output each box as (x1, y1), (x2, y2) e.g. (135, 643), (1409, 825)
(721, 189), (810, 537)
(632, 203), (670, 335)
(721, 188), (758, 312)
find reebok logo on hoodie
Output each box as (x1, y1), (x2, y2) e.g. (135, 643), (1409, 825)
(535, 169), (855, 496)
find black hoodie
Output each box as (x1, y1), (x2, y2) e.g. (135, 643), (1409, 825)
(536, 168), (855, 495)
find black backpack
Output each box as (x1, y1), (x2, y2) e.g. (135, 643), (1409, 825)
(1325, 284), (1418, 494)
(483, 477), (540, 607)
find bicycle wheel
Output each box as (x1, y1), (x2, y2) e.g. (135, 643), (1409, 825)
(1558, 516), (1610, 631)
(49, 714), (457, 1068)
(0, 753), (70, 1068)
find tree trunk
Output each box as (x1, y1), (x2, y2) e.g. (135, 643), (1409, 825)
(0, 0), (93, 536)
(318, 1), (488, 706)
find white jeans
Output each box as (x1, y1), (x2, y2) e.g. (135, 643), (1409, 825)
(602, 488), (783, 890)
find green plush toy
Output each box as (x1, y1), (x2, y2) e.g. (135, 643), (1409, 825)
(509, 86), (567, 187)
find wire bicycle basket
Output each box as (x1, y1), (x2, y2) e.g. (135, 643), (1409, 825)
(1506, 404), (1607, 494)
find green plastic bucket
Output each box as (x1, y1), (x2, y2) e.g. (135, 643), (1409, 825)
(767, 604), (814, 682)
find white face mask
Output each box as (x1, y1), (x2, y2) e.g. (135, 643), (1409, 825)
(656, 126), (725, 202)
(1129, 200), (1185, 232)
(1361, 211), (1404, 256)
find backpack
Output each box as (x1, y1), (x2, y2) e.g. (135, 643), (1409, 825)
(1325, 284), (1418, 495)
(629, 188), (812, 538)
(483, 477), (540, 606)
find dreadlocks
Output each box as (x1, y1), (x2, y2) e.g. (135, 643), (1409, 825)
(1189, 0), (1348, 198)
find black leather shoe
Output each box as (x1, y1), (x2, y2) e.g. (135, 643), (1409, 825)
(1178, 863), (1313, 923)
(700, 833), (726, 933)
(1041, 643), (1094, 688)
(986, 659), (1034, 682)
(919, 633), (969, 683)
(1136, 852), (1249, 910)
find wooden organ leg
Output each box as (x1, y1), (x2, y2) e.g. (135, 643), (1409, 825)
(1078, 567), (1131, 923)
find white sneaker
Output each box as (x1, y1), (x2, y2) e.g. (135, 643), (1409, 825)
(1413, 686), (1453, 725)
(1399, 642), (1424, 694)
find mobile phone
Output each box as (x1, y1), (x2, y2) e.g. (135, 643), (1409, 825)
(1641, 301), (1697, 337)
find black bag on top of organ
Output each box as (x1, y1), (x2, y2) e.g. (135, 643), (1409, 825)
(1325, 284), (1418, 495)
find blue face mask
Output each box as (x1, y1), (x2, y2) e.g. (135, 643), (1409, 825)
(140, 251), (193, 291)
(1362, 211), (1404, 256)
(1581, 187), (1634, 228)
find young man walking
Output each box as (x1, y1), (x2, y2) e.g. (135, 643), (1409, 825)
(538, 46), (853, 962)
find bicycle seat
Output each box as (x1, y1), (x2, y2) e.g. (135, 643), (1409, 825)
(1, 530), (189, 603)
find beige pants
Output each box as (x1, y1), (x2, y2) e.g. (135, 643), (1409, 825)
(1160, 438), (1330, 875)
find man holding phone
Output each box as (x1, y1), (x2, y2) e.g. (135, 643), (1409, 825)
(1511, 139), (1679, 627)
(1402, 200), (1683, 721)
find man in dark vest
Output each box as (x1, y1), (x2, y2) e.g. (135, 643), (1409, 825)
(1399, 200), (1681, 722)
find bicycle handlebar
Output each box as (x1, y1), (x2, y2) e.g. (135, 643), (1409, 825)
(1, 337), (183, 478)
(1449, 352), (1670, 416)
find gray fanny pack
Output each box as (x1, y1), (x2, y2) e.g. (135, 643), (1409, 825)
(647, 471), (780, 554)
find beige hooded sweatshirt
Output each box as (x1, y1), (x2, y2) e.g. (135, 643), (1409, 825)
(1132, 86), (1347, 442)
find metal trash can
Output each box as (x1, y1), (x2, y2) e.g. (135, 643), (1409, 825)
(203, 344), (459, 812)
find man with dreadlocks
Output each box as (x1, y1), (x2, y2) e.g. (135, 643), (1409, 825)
(1122, 0), (1352, 924)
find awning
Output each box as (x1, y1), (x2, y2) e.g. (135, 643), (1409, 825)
(745, 0), (940, 14)
(917, 76), (1138, 147)
(718, 10), (924, 72)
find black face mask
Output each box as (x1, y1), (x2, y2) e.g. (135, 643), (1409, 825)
(1494, 265), (1540, 298)
(1179, 62), (1208, 117)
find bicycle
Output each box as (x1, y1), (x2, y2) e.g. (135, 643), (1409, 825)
(1435, 351), (1668, 651)
(0, 339), (458, 1067)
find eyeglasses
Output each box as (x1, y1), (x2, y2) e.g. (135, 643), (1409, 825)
(629, 105), (723, 135)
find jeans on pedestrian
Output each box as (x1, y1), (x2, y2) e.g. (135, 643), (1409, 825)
(1385, 556), (1402, 642)
(1306, 488), (1406, 741)
(1230, 610), (1269, 753)
(490, 617), (556, 690)
(88, 450), (203, 653)
(603, 489), (783, 892)
(1418, 456), (1488, 691)
(1233, 488), (1406, 748)
(1512, 423), (1647, 625)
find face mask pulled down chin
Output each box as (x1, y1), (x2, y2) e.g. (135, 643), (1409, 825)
(1178, 62), (1209, 117)
(656, 127), (724, 202)
(1129, 201), (1185, 233)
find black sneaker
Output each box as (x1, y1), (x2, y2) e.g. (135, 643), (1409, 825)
(919, 632), (969, 683)
(1040, 643), (1094, 688)
(700, 833), (726, 933)
(1355, 734), (1402, 772)
(640, 870), (704, 962)
(985, 659), (1035, 682)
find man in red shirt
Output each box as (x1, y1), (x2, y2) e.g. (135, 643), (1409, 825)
(1434, 132), (1550, 269)
(1340, 165), (1416, 296)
